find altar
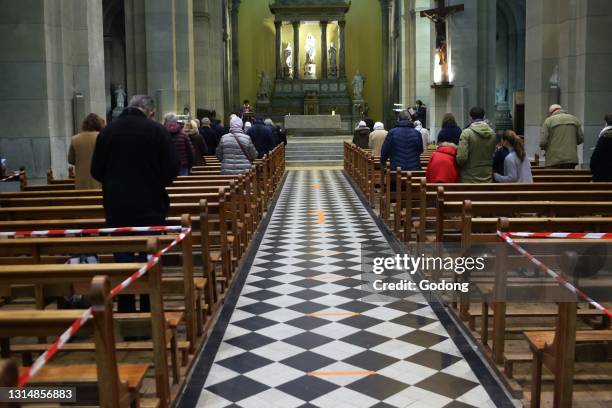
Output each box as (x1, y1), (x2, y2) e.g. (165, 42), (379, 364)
(256, 0), (364, 133)
(284, 114), (342, 136)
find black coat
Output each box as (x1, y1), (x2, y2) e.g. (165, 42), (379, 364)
(590, 129), (612, 182)
(247, 121), (275, 159)
(436, 126), (462, 145)
(200, 126), (219, 155)
(91, 108), (179, 227)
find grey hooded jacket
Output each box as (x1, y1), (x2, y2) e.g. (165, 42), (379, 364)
(217, 118), (258, 175)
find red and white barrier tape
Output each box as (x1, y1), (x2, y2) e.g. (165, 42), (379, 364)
(17, 226), (191, 387)
(0, 171), (23, 182)
(0, 225), (184, 238)
(497, 231), (612, 319)
(508, 232), (612, 240)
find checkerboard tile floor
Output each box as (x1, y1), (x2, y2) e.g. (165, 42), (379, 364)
(195, 170), (497, 408)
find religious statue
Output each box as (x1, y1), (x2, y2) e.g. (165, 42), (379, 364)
(549, 64), (559, 88)
(257, 71), (272, 100)
(495, 84), (508, 106)
(422, 12), (447, 66)
(352, 70), (365, 100)
(328, 42), (338, 78)
(305, 32), (316, 64)
(283, 43), (293, 78)
(114, 84), (127, 109)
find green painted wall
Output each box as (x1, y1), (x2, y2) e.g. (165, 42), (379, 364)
(238, 0), (383, 121)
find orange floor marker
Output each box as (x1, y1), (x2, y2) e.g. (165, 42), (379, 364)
(317, 210), (325, 224)
(312, 183), (321, 189)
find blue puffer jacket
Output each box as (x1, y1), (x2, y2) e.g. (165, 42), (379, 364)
(380, 120), (424, 171)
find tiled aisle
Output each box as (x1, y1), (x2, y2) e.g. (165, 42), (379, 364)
(193, 170), (498, 408)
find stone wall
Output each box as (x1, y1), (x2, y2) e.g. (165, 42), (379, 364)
(0, 0), (106, 178)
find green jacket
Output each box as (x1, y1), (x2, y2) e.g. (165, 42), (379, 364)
(540, 110), (583, 167)
(456, 121), (497, 183)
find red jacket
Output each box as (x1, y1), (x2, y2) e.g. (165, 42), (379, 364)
(426, 144), (459, 183)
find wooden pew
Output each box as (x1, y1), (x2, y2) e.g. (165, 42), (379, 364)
(0, 258), (172, 406)
(0, 276), (149, 408)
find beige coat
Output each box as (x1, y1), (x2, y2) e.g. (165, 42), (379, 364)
(68, 131), (101, 190)
(368, 129), (388, 156)
(540, 110), (584, 167)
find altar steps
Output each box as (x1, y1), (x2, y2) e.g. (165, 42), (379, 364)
(285, 136), (351, 168)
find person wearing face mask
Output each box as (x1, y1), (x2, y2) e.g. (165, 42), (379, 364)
(164, 113), (194, 176)
(590, 113), (612, 182)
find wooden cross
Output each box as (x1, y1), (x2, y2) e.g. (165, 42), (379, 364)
(420, 0), (464, 84)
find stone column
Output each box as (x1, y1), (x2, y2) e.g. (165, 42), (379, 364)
(292, 21), (300, 79)
(275, 20), (282, 79)
(230, 0), (241, 109)
(524, 0), (612, 164)
(0, 0), (105, 178)
(175, 0), (196, 114)
(338, 20), (346, 79)
(320, 21), (328, 80)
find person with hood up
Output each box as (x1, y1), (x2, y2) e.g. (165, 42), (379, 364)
(414, 120), (430, 151)
(164, 112), (194, 176)
(456, 107), (497, 183)
(247, 118), (275, 159)
(380, 110), (423, 171)
(494, 131), (533, 183)
(368, 122), (388, 156)
(353, 121), (371, 149)
(590, 113), (612, 182)
(426, 140), (459, 183)
(217, 116), (258, 175)
(540, 104), (584, 168)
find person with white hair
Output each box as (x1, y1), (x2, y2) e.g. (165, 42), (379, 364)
(217, 116), (258, 175)
(244, 121), (252, 132)
(353, 120), (371, 149)
(368, 122), (388, 156)
(414, 120), (430, 151)
(540, 104), (583, 168)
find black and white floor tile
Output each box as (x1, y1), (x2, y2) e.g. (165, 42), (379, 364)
(194, 170), (497, 408)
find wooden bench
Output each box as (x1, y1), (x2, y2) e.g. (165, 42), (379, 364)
(0, 276), (151, 407)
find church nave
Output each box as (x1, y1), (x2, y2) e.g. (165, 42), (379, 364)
(180, 170), (509, 408)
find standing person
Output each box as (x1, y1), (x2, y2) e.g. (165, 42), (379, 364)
(368, 122), (388, 156)
(414, 120), (430, 151)
(426, 140), (459, 183)
(436, 113), (462, 145)
(244, 121), (252, 133)
(164, 113), (194, 176)
(240, 100), (255, 122)
(68, 113), (105, 190)
(590, 113), (612, 182)
(91, 95), (179, 313)
(492, 134), (509, 177)
(415, 100), (427, 125)
(264, 118), (281, 146)
(353, 121), (371, 149)
(217, 116), (258, 175)
(494, 131), (533, 183)
(456, 107), (497, 183)
(380, 110), (423, 171)
(248, 118), (275, 158)
(184, 120), (207, 166)
(199, 118), (218, 155)
(364, 117), (375, 132)
(540, 104), (584, 168)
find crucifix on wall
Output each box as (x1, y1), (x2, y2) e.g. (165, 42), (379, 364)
(420, 0), (464, 86)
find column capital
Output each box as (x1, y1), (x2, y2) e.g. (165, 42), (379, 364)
(274, 20), (282, 28)
(338, 20), (346, 28)
(320, 20), (329, 26)
(292, 20), (301, 27)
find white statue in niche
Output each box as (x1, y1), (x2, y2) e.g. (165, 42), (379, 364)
(328, 42), (337, 77)
(549, 64), (559, 88)
(284, 43), (292, 69)
(114, 84), (127, 109)
(305, 32), (316, 64)
(352, 70), (365, 100)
